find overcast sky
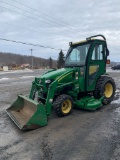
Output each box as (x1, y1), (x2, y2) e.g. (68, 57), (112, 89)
(0, 0), (120, 61)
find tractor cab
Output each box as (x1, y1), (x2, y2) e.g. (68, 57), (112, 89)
(65, 35), (109, 91)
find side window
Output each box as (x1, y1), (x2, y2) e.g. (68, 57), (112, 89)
(92, 44), (103, 60)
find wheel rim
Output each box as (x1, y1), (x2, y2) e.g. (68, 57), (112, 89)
(62, 100), (72, 114)
(104, 83), (113, 98)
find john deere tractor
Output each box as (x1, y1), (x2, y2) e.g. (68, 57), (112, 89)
(6, 35), (116, 130)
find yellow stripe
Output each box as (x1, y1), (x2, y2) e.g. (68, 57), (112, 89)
(58, 72), (72, 82)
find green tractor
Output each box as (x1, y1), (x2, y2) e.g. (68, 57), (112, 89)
(6, 35), (116, 130)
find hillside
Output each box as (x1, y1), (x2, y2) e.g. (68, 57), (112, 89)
(0, 52), (56, 68)
(0, 52), (118, 69)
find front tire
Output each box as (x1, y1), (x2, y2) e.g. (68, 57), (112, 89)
(93, 76), (116, 105)
(53, 94), (74, 117)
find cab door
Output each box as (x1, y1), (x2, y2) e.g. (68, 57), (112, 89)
(86, 41), (106, 91)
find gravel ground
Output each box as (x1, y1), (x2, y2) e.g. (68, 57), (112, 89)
(0, 70), (120, 160)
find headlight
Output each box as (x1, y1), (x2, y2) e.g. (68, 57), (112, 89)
(45, 79), (51, 83)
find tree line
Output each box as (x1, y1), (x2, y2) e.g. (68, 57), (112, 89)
(0, 50), (65, 69)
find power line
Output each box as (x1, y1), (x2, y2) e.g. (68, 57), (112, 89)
(0, 5), (56, 28)
(1, 1), (58, 27)
(0, 37), (117, 55)
(1, 1), (94, 38)
(1, 1), (67, 28)
(0, 3), (78, 35)
(2, 0), (92, 35)
(0, 3), (117, 49)
(0, 37), (67, 51)
(2, 0), (118, 45)
(0, 20), (64, 40)
(0, 20), (43, 34)
(10, 0), (83, 32)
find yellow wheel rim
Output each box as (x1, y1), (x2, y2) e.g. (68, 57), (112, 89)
(62, 100), (72, 114)
(104, 83), (113, 98)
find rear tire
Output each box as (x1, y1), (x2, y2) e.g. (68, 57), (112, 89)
(93, 76), (116, 105)
(53, 94), (74, 117)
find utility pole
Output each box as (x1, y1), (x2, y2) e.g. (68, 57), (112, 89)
(30, 49), (33, 69)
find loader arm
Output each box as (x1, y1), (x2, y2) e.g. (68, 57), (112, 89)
(6, 70), (74, 130)
(29, 69), (74, 115)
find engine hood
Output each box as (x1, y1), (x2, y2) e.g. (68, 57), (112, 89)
(41, 68), (75, 82)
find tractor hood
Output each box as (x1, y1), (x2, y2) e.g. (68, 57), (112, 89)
(41, 68), (75, 82)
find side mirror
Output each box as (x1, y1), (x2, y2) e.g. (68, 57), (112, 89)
(106, 48), (109, 56)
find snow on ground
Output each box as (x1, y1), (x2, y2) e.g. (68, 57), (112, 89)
(112, 98), (120, 104)
(112, 89), (120, 104)
(106, 68), (120, 73)
(0, 78), (10, 81)
(0, 69), (33, 75)
(20, 76), (35, 79)
(0, 76), (36, 81)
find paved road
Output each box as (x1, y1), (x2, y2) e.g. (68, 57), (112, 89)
(0, 69), (47, 83)
(0, 69), (120, 160)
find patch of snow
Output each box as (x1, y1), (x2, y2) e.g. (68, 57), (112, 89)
(0, 78), (10, 81)
(106, 69), (120, 73)
(115, 90), (120, 93)
(112, 97), (120, 104)
(0, 70), (33, 75)
(20, 76), (35, 79)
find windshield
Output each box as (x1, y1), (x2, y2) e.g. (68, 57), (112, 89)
(65, 43), (90, 66)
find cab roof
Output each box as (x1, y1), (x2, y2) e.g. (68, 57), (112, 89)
(71, 38), (105, 46)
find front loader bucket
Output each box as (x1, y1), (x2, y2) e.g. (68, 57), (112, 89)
(6, 95), (47, 130)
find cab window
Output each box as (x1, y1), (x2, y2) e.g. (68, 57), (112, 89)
(91, 44), (103, 60)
